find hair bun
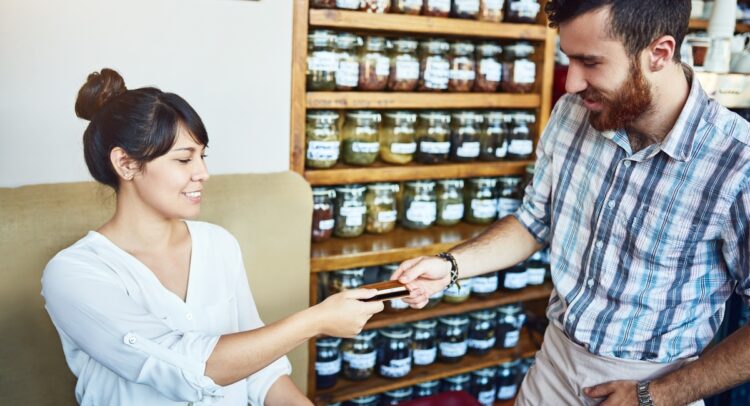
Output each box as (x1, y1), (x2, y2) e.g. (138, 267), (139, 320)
(75, 68), (127, 121)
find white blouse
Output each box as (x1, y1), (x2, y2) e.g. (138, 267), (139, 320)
(41, 221), (291, 406)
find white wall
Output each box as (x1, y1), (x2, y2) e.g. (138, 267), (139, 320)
(0, 0), (293, 187)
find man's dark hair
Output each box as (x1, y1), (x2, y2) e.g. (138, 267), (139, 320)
(545, 0), (691, 61)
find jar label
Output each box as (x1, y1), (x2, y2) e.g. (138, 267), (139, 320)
(343, 350), (376, 369)
(504, 271), (528, 289)
(471, 198), (498, 219)
(513, 60), (536, 84)
(442, 203), (464, 221)
(503, 329), (520, 348)
(389, 297), (409, 309)
(444, 281), (471, 298)
(390, 142), (417, 154)
(508, 139), (533, 155)
(341, 206), (366, 226)
(377, 210), (398, 223)
(497, 384), (518, 400)
(509, 0), (541, 16)
(495, 139), (508, 158)
(480, 59), (502, 82)
(478, 389), (497, 405)
(395, 59), (420, 80)
(308, 52), (338, 73)
(336, 0), (361, 9)
(439, 341), (467, 357)
(424, 57), (450, 89)
(484, 0), (505, 9)
(449, 68), (476, 81)
(307, 141), (340, 161)
(455, 0), (480, 13)
(380, 356), (412, 378)
(527, 267), (546, 284)
(318, 219), (335, 231)
(315, 357), (342, 376)
(413, 347), (437, 365)
(420, 141), (451, 154)
(456, 141), (480, 157)
(471, 275), (498, 293)
(336, 60), (360, 87)
(426, 0), (451, 11)
(497, 197), (521, 218)
(375, 56), (391, 76)
(406, 201), (437, 224)
(468, 337), (496, 350)
(352, 141), (380, 153)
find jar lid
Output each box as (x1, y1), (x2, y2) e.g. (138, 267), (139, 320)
(404, 180), (437, 190)
(438, 314), (469, 325)
(420, 39), (450, 53)
(477, 42), (502, 56)
(413, 318), (437, 329)
(513, 111), (537, 123)
(363, 35), (387, 51)
(451, 111), (484, 123)
(381, 263), (399, 272)
(316, 337), (342, 347)
(472, 367), (497, 378)
(470, 309), (497, 320)
(346, 110), (382, 122)
(336, 32), (363, 49)
(497, 302), (523, 315)
(384, 111), (417, 123)
(496, 175), (523, 187)
(351, 329), (377, 341)
(379, 324), (413, 339)
(444, 373), (471, 383)
(468, 177), (498, 187)
(308, 30), (337, 47)
(391, 37), (419, 52)
(498, 358), (522, 368)
(505, 42), (535, 56)
(437, 178), (464, 188)
(334, 268), (365, 277)
(349, 395), (379, 404)
(418, 111), (451, 124)
(450, 41), (475, 55)
(334, 184), (367, 194)
(416, 379), (440, 388)
(485, 111), (509, 123)
(367, 182), (400, 193)
(307, 110), (340, 122)
(312, 187), (336, 198)
(384, 386), (413, 397)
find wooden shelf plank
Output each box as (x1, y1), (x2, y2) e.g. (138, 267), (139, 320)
(689, 18), (750, 32)
(306, 92), (541, 110)
(365, 283), (553, 330)
(313, 329), (539, 404)
(311, 222), (487, 272)
(305, 160), (532, 187)
(309, 9), (548, 40)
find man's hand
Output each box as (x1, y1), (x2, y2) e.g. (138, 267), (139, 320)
(390, 256), (451, 309)
(583, 380), (639, 406)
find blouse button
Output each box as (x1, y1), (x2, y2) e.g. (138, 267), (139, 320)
(124, 333), (137, 345)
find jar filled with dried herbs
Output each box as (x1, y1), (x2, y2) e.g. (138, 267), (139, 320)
(448, 41), (476, 92)
(312, 187), (336, 242)
(380, 111), (417, 164)
(418, 39), (450, 91)
(436, 179), (465, 226)
(335, 32), (362, 91)
(415, 111), (451, 164)
(342, 110), (381, 166)
(500, 42), (536, 93)
(452, 0), (480, 19)
(358, 36), (390, 91)
(475, 42), (503, 92)
(400, 180), (437, 230)
(305, 110), (340, 169)
(465, 177), (498, 224)
(449, 111), (482, 162)
(334, 184), (367, 237)
(388, 38), (420, 91)
(307, 30), (338, 91)
(480, 111), (510, 161)
(365, 183), (399, 234)
(507, 111), (535, 160)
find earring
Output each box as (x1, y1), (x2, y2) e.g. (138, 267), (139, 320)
(124, 172), (133, 180)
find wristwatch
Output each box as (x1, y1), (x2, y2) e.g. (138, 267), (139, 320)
(636, 381), (655, 406)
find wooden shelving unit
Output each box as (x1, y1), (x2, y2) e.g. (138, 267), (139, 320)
(290, 1), (556, 404)
(688, 18), (750, 32)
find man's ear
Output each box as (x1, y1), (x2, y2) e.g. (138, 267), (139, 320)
(646, 35), (677, 72)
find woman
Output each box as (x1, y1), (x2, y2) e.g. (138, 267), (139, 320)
(41, 68), (383, 405)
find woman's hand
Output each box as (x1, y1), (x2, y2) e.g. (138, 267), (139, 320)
(314, 289), (384, 337)
(390, 256), (451, 309)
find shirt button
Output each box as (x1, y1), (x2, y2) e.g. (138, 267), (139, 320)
(607, 200), (615, 209)
(596, 240), (604, 249)
(186, 313), (193, 320)
(587, 278), (594, 287)
(624, 160), (632, 168)
(124, 334), (137, 345)
(569, 314), (577, 322)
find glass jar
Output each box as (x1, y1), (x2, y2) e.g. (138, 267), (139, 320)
(471, 368), (498, 406)
(437, 315), (469, 362)
(415, 380), (440, 398)
(474, 43), (503, 92)
(311, 0), (336, 8)
(343, 395), (380, 406)
(441, 373), (471, 392)
(312, 187), (336, 242)
(468, 309), (497, 355)
(496, 175), (523, 218)
(470, 271), (498, 297)
(423, 0), (451, 17)
(443, 279), (472, 303)
(360, 0), (391, 12)
(359, 36), (390, 91)
(415, 111), (451, 164)
(335, 32), (362, 91)
(328, 268), (365, 297)
(306, 110), (341, 169)
(449, 111), (482, 162)
(479, 0), (505, 22)
(495, 303), (524, 349)
(334, 185), (367, 237)
(500, 42), (536, 93)
(448, 42), (476, 92)
(391, 0), (422, 14)
(496, 359), (521, 400)
(380, 264), (410, 311)
(480, 111), (510, 161)
(400, 180), (437, 230)
(465, 177), (498, 224)
(342, 330), (378, 380)
(427, 289), (444, 308)
(342, 110), (381, 166)
(381, 387), (413, 405)
(499, 263), (527, 291)
(526, 249), (547, 285)
(377, 324), (413, 379)
(316, 337), (342, 389)
(519, 356), (535, 382)
(504, 0), (540, 23)
(307, 30), (338, 91)
(507, 112), (535, 160)
(451, 0), (480, 18)
(388, 38), (420, 91)
(336, 0), (361, 9)
(365, 183), (399, 235)
(381, 111), (417, 164)
(411, 319), (437, 366)
(436, 179), (464, 226)
(418, 39), (450, 92)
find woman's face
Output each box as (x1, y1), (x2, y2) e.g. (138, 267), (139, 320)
(131, 126), (209, 220)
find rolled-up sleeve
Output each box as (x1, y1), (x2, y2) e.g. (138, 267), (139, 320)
(42, 254), (224, 403)
(721, 179), (750, 307)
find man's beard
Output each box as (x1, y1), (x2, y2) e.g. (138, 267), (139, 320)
(580, 61), (653, 132)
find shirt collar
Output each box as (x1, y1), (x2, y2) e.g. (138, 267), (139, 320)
(657, 65), (709, 162)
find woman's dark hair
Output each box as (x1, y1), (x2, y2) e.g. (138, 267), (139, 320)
(545, 0), (690, 61)
(75, 68), (209, 190)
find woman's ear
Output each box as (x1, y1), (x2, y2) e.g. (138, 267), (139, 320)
(110, 147), (138, 181)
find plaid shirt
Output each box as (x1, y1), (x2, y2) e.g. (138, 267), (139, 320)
(515, 70), (750, 362)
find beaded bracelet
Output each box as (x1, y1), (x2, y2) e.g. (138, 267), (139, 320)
(436, 251), (460, 289)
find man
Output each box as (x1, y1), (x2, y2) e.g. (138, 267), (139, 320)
(393, 1), (750, 405)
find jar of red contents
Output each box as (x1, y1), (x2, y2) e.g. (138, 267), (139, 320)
(474, 42), (502, 92)
(359, 36), (390, 91)
(478, 0), (505, 22)
(360, 0), (391, 13)
(310, 0), (336, 8)
(448, 41), (476, 92)
(312, 187), (336, 242)
(418, 39), (450, 92)
(391, 0), (422, 14)
(388, 38), (420, 92)
(423, 0), (451, 17)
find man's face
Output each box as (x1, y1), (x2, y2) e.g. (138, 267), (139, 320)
(559, 7), (654, 131)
